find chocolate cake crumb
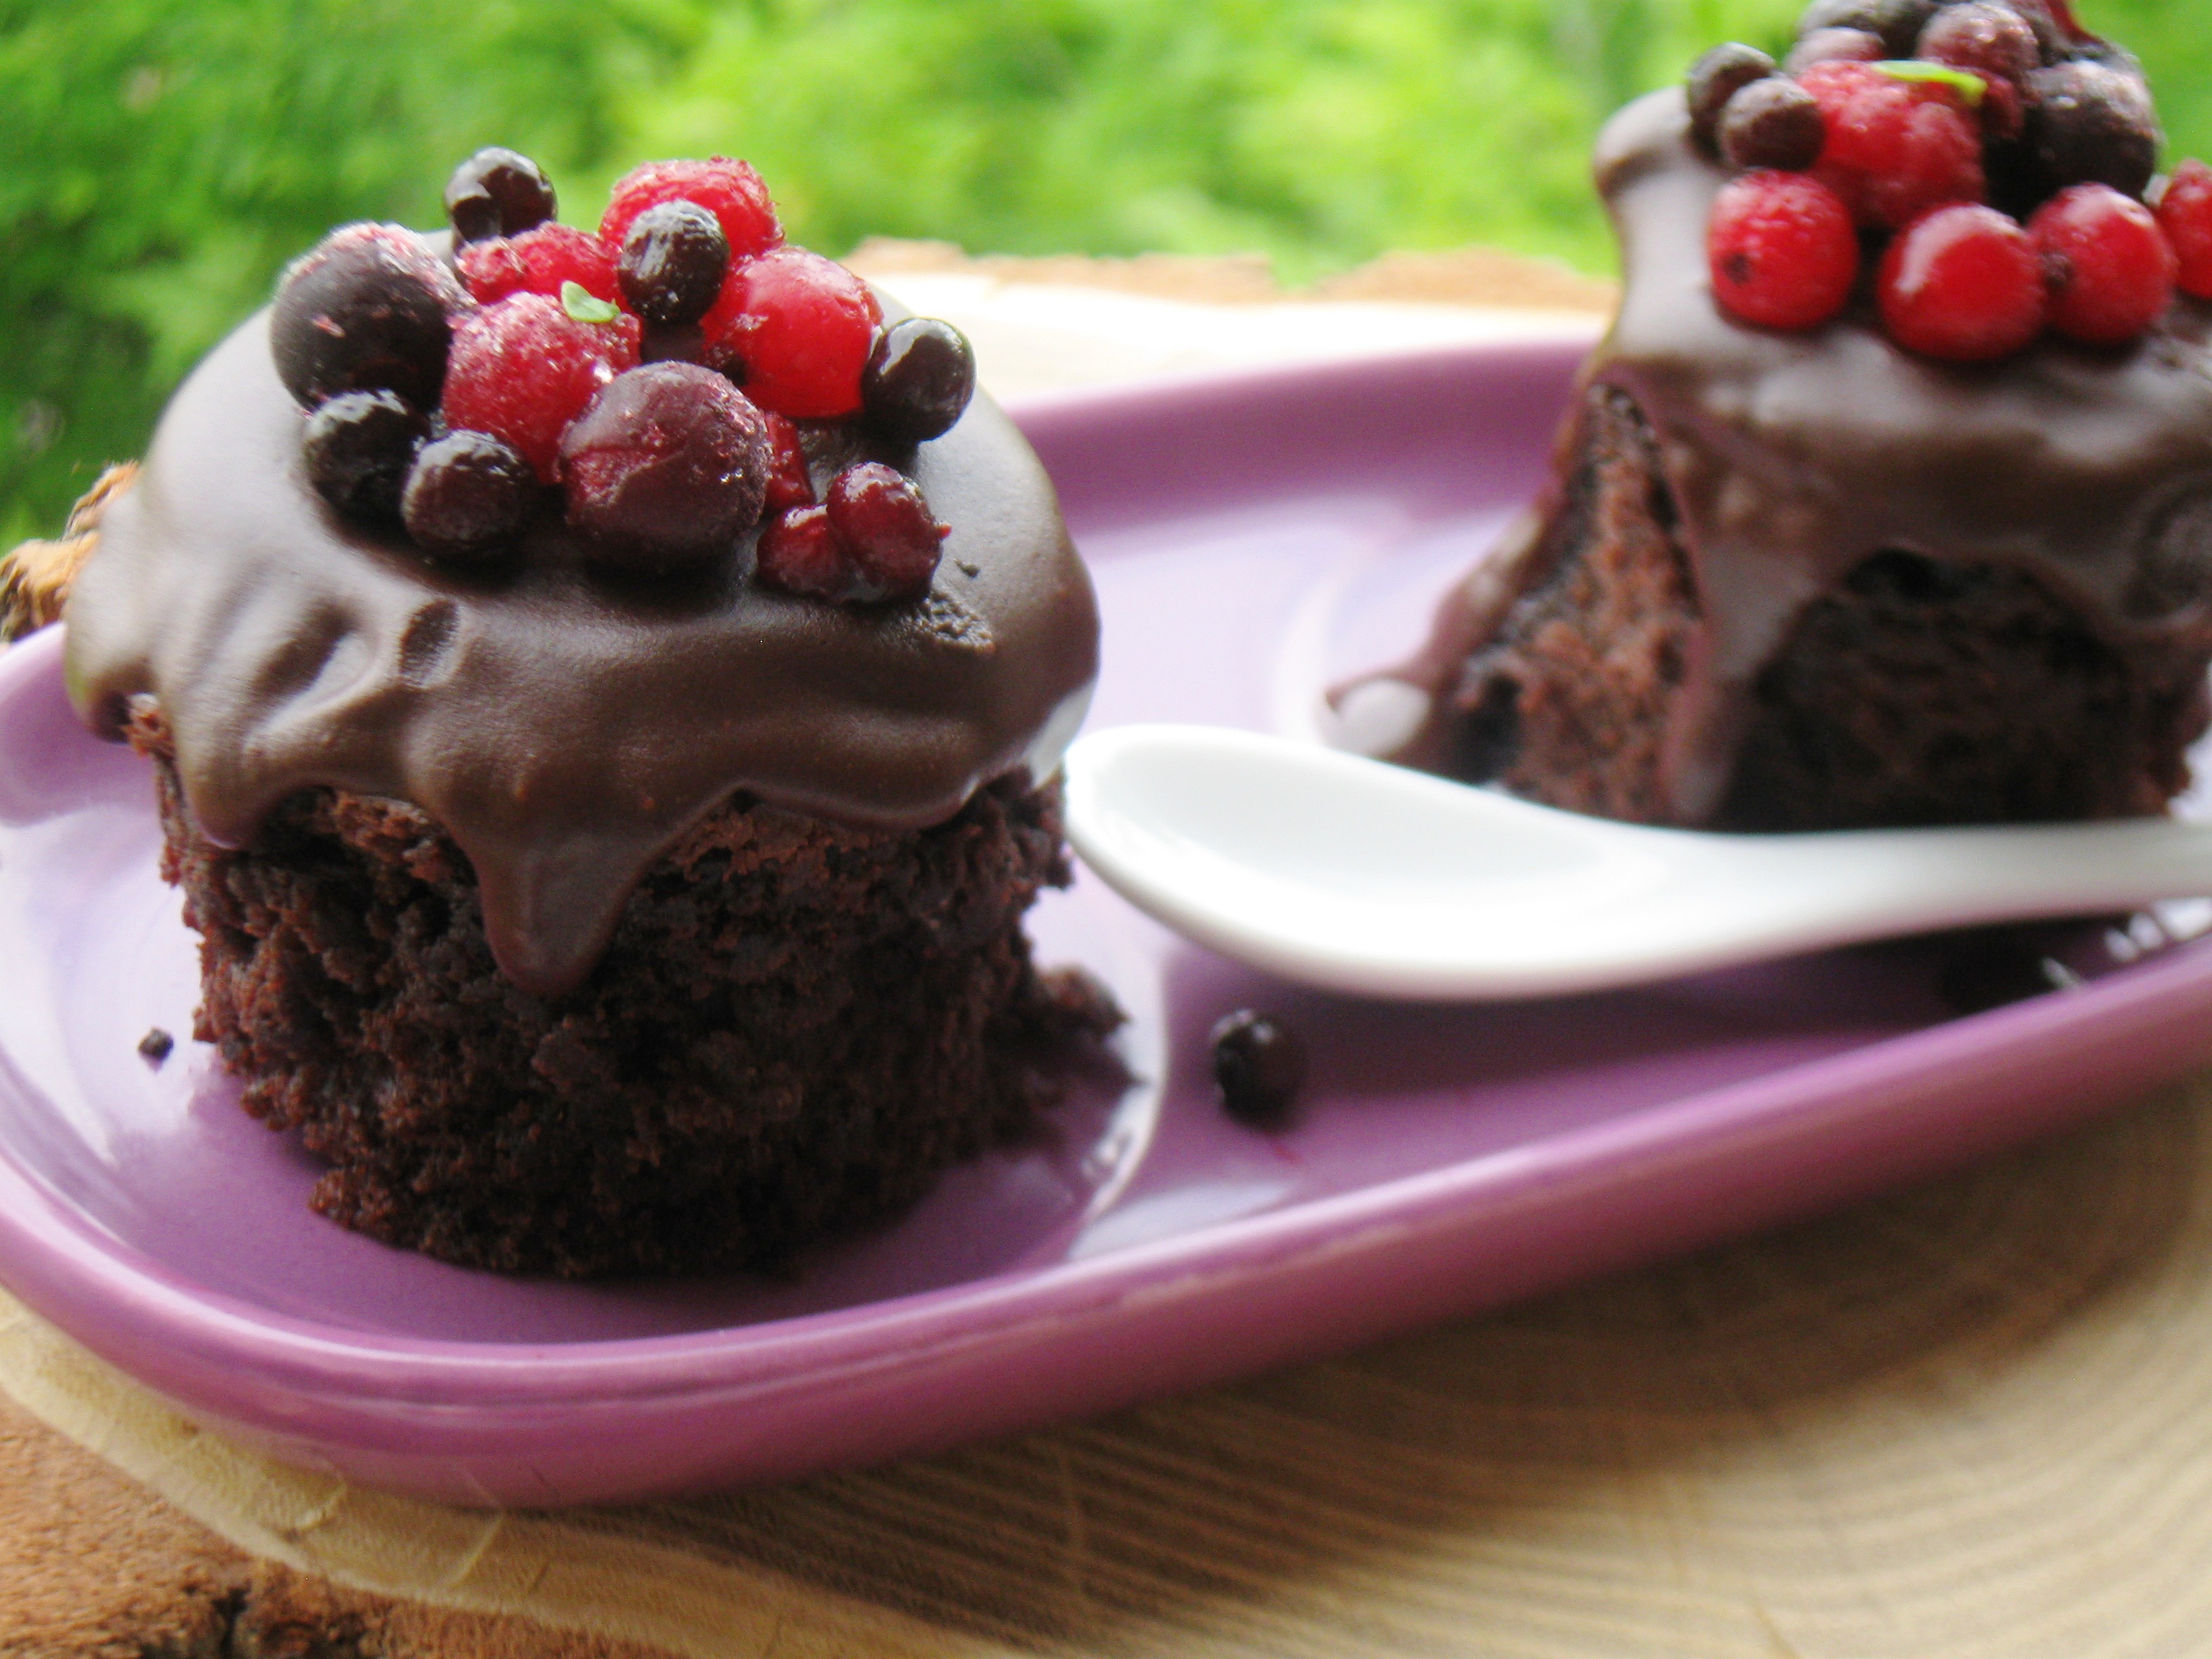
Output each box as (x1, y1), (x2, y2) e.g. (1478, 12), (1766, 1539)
(137, 1027), (174, 1065)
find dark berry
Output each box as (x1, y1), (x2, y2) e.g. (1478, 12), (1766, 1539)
(701, 247), (882, 419)
(301, 389), (430, 523)
(444, 147), (557, 244)
(2030, 182), (2175, 344)
(138, 1027), (173, 1065)
(1802, 60), (1985, 228)
(442, 292), (641, 483)
(558, 363), (770, 568)
(401, 430), (537, 560)
(1719, 77), (1828, 172)
(2156, 159), (2212, 299)
(601, 158), (781, 264)
(457, 224), (619, 307)
(1685, 43), (1775, 155)
(1708, 170), (1859, 329)
(616, 200), (729, 329)
(2029, 61), (2160, 198)
(1785, 26), (1886, 73)
(760, 411), (815, 514)
(1209, 1009), (1306, 1126)
(270, 224), (464, 409)
(1879, 203), (2048, 359)
(1918, 3), (2041, 140)
(1797, 0), (1942, 57)
(824, 462), (947, 599)
(861, 319), (977, 443)
(754, 504), (848, 598)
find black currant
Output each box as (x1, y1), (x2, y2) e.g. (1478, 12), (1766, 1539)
(2030, 60), (2161, 198)
(444, 147), (557, 244)
(1210, 1010), (1307, 1126)
(302, 390), (430, 525)
(617, 200), (729, 329)
(402, 430), (537, 561)
(1685, 43), (1775, 156)
(1797, 0), (1940, 56)
(270, 224), (463, 410)
(861, 319), (977, 444)
(1720, 77), (1828, 172)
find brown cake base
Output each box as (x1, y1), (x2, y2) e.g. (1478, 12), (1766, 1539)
(1436, 384), (2212, 831)
(134, 712), (1117, 1279)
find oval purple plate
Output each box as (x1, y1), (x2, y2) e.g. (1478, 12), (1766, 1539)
(7, 340), (2212, 1508)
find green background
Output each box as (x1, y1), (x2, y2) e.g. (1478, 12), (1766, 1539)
(2, 0), (2202, 539)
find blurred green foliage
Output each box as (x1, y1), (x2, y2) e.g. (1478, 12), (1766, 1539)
(3, 1), (2204, 536)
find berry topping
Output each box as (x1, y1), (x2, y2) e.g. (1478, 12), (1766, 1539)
(2030, 182), (2176, 344)
(1209, 1009), (1306, 1126)
(1784, 26), (1887, 74)
(1878, 202), (2048, 359)
(456, 223), (619, 308)
(1719, 77), (1828, 173)
(1917, 3), (2041, 140)
(823, 462), (947, 599)
(301, 390), (430, 525)
(2156, 159), (2212, 300)
(701, 246), (881, 419)
(1797, 0), (1942, 58)
(1685, 44), (1776, 155)
(617, 201), (730, 329)
(600, 158), (782, 265)
(1708, 169), (1860, 330)
(441, 292), (640, 482)
(443, 147), (557, 245)
(861, 319), (978, 443)
(760, 412), (815, 514)
(558, 364), (771, 567)
(754, 506), (846, 598)
(1802, 59), (1985, 228)
(2029, 61), (2161, 198)
(270, 224), (464, 410)
(401, 431), (537, 561)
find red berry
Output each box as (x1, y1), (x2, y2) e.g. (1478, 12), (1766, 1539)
(1708, 169), (1859, 331)
(701, 247), (882, 419)
(559, 363), (771, 567)
(1801, 60), (1985, 229)
(600, 159), (782, 264)
(823, 462), (945, 599)
(1879, 203), (2047, 360)
(2156, 159), (2212, 300)
(457, 224), (619, 308)
(760, 412), (815, 514)
(442, 293), (642, 482)
(754, 505), (848, 598)
(2030, 183), (2175, 344)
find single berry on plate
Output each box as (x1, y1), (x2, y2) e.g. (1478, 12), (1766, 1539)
(1685, 43), (1775, 155)
(1784, 26), (1886, 73)
(760, 411), (815, 514)
(1796, 0), (1942, 58)
(1209, 1009), (1306, 1126)
(600, 158), (781, 264)
(1801, 59), (1985, 228)
(137, 1027), (173, 1065)
(861, 319), (978, 443)
(457, 224), (619, 308)
(558, 363), (771, 568)
(701, 246), (882, 419)
(824, 462), (947, 599)
(401, 430), (537, 560)
(2030, 182), (2176, 344)
(1879, 202), (2048, 359)
(302, 389), (430, 523)
(2029, 61), (2160, 198)
(1708, 169), (1859, 330)
(617, 201), (729, 329)
(2156, 159), (2212, 299)
(270, 224), (464, 409)
(441, 292), (641, 482)
(443, 147), (557, 244)
(754, 504), (848, 598)
(1719, 77), (1828, 173)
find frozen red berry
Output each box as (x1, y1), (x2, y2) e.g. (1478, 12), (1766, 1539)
(1685, 43), (1776, 155)
(824, 462), (945, 599)
(270, 224), (464, 409)
(862, 319), (977, 443)
(457, 224), (619, 308)
(616, 201), (729, 327)
(2156, 159), (2212, 300)
(2030, 62), (2160, 198)
(1879, 203), (2048, 359)
(1802, 60), (1985, 229)
(1784, 26), (1885, 73)
(401, 430), (537, 561)
(2030, 183), (2175, 344)
(444, 148), (557, 244)
(760, 412), (815, 515)
(754, 505), (847, 598)
(1708, 169), (1859, 330)
(701, 247), (882, 419)
(302, 390), (429, 524)
(1719, 77), (1828, 173)
(600, 159), (781, 264)
(441, 292), (641, 482)
(558, 363), (771, 568)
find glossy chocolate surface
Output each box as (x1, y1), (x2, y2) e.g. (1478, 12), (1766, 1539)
(66, 305), (1097, 998)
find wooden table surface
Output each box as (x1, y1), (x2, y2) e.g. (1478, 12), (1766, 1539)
(9, 249), (2212, 1659)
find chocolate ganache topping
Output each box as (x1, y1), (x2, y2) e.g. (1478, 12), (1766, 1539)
(64, 301), (1098, 998)
(1382, 87), (2212, 821)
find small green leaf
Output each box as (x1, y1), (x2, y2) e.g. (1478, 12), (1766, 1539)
(561, 281), (621, 324)
(1875, 60), (1987, 107)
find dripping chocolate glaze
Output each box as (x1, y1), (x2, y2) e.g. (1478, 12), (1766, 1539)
(1368, 87), (2212, 821)
(64, 301), (1099, 1000)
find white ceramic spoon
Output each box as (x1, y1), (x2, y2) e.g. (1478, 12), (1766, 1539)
(1061, 723), (2212, 1000)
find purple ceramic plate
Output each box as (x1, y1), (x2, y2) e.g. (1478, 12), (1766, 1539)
(7, 340), (2212, 1508)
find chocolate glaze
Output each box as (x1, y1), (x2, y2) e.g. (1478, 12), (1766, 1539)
(66, 302), (1098, 999)
(1380, 88), (2212, 821)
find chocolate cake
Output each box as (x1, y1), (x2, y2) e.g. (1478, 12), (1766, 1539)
(1350, 5), (2212, 832)
(62, 152), (1111, 1276)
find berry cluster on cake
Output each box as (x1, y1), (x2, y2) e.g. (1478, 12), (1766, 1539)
(1343, 0), (2212, 832)
(62, 149), (1113, 1277)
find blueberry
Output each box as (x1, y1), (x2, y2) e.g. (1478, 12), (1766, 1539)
(1210, 1010), (1307, 1126)
(860, 319), (977, 444)
(302, 389), (430, 524)
(270, 224), (464, 410)
(617, 200), (730, 329)
(1720, 77), (1828, 173)
(2030, 60), (2161, 198)
(559, 363), (770, 569)
(1685, 43), (1775, 157)
(444, 147), (557, 244)
(401, 430), (537, 561)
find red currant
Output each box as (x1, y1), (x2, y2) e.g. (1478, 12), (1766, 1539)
(760, 412), (816, 515)
(457, 224), (619, 308)
(754, 505), (847, 598)
(1879, 203), (2047, 361)
(1708, 170), (1859, 331)
(1801, 60), (1984, 229)
(2156, 159), (2212, 300)
(824, 462), (947, 600)
(2030, 184), (2175, 346)
(600, 159), (782, 264)
(442, 293), (641, 483)
(701, 247), (882, 419)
